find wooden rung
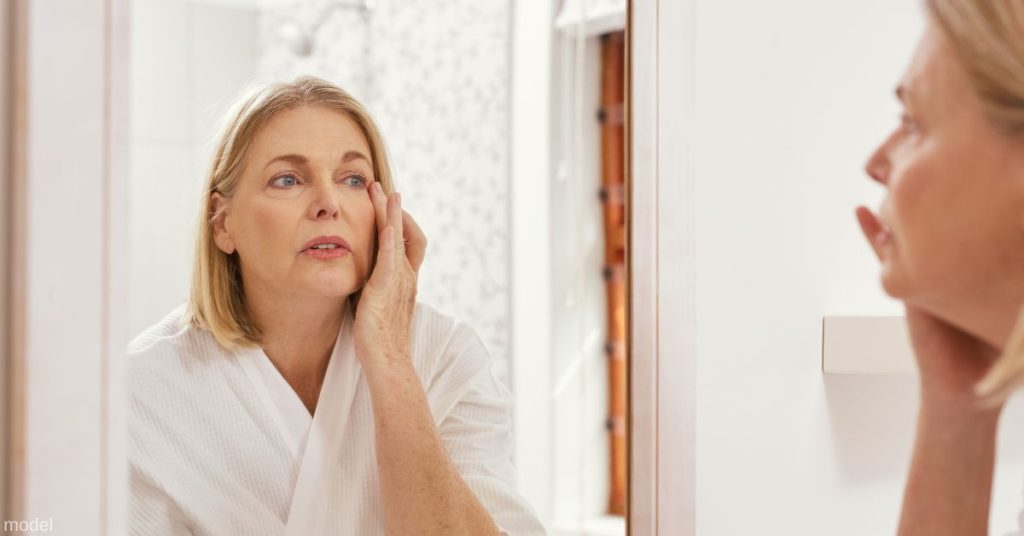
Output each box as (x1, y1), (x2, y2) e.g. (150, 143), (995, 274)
(597, 103), (625, 126)
(598, 184), (626, 205)
(604, 340), (627, 361)
(601, 28), (628, 519)
(605, 416), (627, 435)
(602, 263), (625, 282)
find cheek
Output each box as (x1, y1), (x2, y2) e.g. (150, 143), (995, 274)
(241, 203), (296, 265)
(251, 203), (292, 242)
(885, 144), (958, 286)
(887, 137), (1002, 295)
(889, 157), (934, 238)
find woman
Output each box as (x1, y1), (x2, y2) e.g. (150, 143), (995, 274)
(128, 77), (545, 535)
(857, 1), (1024, 534)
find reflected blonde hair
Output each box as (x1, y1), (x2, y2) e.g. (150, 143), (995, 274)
(187, 76), (395, 350)
(924, 1), (1024, 401)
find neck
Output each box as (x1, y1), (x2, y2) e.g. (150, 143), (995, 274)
(922, 284), (1024, 352)
(246, 282), (348, 404)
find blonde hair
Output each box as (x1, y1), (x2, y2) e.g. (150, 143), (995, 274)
(187, 76), (395, 350)
(924, 1), (1024, 401)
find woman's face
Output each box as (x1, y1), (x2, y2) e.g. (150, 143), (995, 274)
(212, 104), (377, 303)
(864, 24), (1024, 313)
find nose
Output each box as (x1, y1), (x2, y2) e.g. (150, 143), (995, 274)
(864, 137), (891, 186)
(306, 178), (340, 221)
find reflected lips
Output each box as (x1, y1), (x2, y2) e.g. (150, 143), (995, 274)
(300, 235), (351, 260)
(877, 226), (893, 246)
(878, 210), (895, 246)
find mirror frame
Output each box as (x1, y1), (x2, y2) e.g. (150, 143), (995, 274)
(1, 0), (13, 523)
(628, 0), (696, 533)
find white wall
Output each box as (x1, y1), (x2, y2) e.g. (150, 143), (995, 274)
(548, 32), (613, 531)
(22, 0), (107, 528)
(510, 0), (555, 523)
(129, 0), (260, 337)
(692, 1), (1024, 534)
(12, 0), (130, 532)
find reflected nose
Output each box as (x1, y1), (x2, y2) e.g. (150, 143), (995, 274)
(865, 144), (891, 186)
(306, 178), (340, 221)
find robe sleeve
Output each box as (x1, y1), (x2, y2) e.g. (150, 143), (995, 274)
(430, 323), (548, 536)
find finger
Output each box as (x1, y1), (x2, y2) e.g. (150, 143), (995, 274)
(373, 225), (396, 281)
(388, 192), (405, 253)
(370, 182), (387, 234)
(402, 210), (427, 272)
(855, 206), (884, 261)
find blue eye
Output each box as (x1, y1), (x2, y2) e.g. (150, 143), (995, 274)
(271, 174), (300, 188)
(342, 175), (368, 188)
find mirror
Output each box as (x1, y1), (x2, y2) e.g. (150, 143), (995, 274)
(126, 0), (629, 533)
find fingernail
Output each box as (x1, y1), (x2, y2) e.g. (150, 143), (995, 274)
(374, 182), (383, 194)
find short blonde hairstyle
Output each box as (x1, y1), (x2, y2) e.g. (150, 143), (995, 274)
(187, 76), (395, 350)
(923, 1), (1024, 401)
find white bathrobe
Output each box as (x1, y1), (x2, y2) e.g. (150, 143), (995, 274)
(128, 302), (546, 536)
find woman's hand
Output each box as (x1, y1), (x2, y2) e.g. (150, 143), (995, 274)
(354, 182), (427, 369)
(855, 206), (1000, 409)
(355, 183), (499, 535)
(903, 305), (1000, 408)
(858, 206), (1003, 536)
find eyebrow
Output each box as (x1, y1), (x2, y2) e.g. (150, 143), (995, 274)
(263, 151), (370, 170)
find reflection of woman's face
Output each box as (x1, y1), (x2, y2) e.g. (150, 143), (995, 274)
(864, 24), (1024, 312)
(214, 105), (377, 302)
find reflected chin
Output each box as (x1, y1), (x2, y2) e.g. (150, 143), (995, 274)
(879, 261), (910, 300)
(300, 269), (361, 299)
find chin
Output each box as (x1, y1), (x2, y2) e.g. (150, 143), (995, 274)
(879, 261), (912, 300)
(302, 272), (360, 299)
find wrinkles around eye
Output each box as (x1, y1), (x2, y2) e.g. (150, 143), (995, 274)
(268, 173), (371, 190)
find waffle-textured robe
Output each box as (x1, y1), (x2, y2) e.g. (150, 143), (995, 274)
(128, 302), (545, 535)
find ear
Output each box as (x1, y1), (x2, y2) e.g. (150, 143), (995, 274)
(210, 192), (237, 255)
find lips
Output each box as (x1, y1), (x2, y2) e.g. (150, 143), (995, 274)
(300, 235), (351, 253)
(876, 225), (894, 245)
(876, 209), (895, 244)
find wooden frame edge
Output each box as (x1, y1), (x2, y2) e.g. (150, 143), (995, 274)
(5, 0), (28, 525)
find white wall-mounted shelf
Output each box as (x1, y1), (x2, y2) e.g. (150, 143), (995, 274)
(822, 316), (915, 376)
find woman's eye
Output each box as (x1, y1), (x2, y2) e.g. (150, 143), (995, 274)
(341, 175), (368, 188)
(271, 174), (300, 188)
